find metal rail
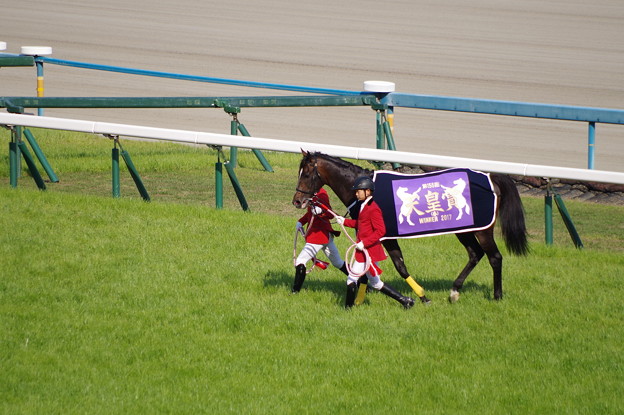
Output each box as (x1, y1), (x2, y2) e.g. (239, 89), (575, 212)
(2, 112), (623, 185)
(2, 55), (623, 169)
(0, 95), (376, 110)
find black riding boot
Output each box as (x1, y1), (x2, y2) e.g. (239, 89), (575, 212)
(292, 264), (307, 293)
(379, 283), (415, 309)
(357, 275), (369, 287)
(345, 283), (357, 308)
(338, 263), (348, 276)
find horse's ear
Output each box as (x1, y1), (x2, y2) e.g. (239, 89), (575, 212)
(300, 148), (308, 156)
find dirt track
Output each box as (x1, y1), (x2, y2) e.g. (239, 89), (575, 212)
(2, 0), (623, 173)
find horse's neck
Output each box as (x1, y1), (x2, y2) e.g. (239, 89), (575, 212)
(321, 160), (366, 208)
(327, 181), (354, 207)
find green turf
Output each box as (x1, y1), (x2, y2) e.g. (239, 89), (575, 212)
(1, 129), (623, 413)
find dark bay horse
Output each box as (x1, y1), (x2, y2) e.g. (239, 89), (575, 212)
(292, 151), (529, 303)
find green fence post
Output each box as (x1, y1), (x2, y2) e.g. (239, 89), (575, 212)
(376, 111), (384, 150)
(545, 193), (553, 245)
(9, 141), (19, 188)
(15, 125), (22, 178)
(120, 150), (150, 201)
(382, 118), (400, 170)
(23, 128), (59, 182)
(112, 147), (120, 198)
(17, 141), (46, 190)
(224, 161), (249, 211)
(215, 161), (223, 209)
(554, 194), (584, 249)
(237, 123), (273, 173)
(382, 119), (397, 151)
(230, 119), (238, 168)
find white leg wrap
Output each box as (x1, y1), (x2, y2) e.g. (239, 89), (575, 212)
(449, 289), (460, 303)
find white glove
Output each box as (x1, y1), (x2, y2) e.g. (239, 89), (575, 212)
(335, 216), (345, 225)
(296, 222), (304, 231)
(311, 206), (322, 215)
(356, 241), (364, 251)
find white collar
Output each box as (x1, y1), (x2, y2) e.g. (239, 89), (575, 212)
(359, 196), (373, 213)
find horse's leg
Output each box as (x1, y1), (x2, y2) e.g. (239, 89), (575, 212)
(450, 232), (484, 303)
(474, 229), (503, 300)
(382, 239), (431, 304)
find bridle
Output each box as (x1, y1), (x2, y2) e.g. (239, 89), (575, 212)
(295, 187), (316, 196)
(295, 157), (323, 196)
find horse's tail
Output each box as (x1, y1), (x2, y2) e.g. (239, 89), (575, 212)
(491, 174), (529, 256)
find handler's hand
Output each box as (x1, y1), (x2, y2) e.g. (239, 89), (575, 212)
(334, 216), (345, 225)
(311, 206), (322, 215)
(296, 222), (304, 231)
(356, 241), (365, 251)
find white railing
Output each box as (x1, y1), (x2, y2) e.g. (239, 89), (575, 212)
(2, 112), (624, 185)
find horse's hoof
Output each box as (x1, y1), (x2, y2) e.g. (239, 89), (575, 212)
(419, 296), (432, 305)
(449, 290), (460, 303)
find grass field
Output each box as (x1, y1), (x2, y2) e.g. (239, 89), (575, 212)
(1, 129), (623, 413)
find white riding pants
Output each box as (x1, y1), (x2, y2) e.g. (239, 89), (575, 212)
(347, 261), (383, 290)
(295, 236), (345, 269)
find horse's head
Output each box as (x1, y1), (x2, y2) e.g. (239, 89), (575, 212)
(292, 150), (324, 209)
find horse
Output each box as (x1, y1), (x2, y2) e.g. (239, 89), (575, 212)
(292, 150), (529, 304)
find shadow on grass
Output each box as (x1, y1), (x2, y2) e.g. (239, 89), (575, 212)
(263, 269), (345, 294)
(419, 277), (499, 301)
(264, 270), (497, 303)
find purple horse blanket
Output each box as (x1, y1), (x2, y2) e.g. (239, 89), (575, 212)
(372, 168), (497, 240)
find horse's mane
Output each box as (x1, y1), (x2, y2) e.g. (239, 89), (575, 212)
(304, 151), (373, 177)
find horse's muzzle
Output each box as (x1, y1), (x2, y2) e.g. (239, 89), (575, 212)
(292, 194), (309, 209)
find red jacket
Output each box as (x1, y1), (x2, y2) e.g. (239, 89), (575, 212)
(343, 197), (387, 262)
(298, 188), (338, 245)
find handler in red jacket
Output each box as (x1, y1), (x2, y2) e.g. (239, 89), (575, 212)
(336, 177), (415, 309)
(293, 187), (348, 293)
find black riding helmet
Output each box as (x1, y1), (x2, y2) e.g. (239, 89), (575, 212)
(351, 176), (375, 192)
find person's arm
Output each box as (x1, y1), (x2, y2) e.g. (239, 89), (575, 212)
(298, 210), (311, 227)
(334, 216), (356, 229)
